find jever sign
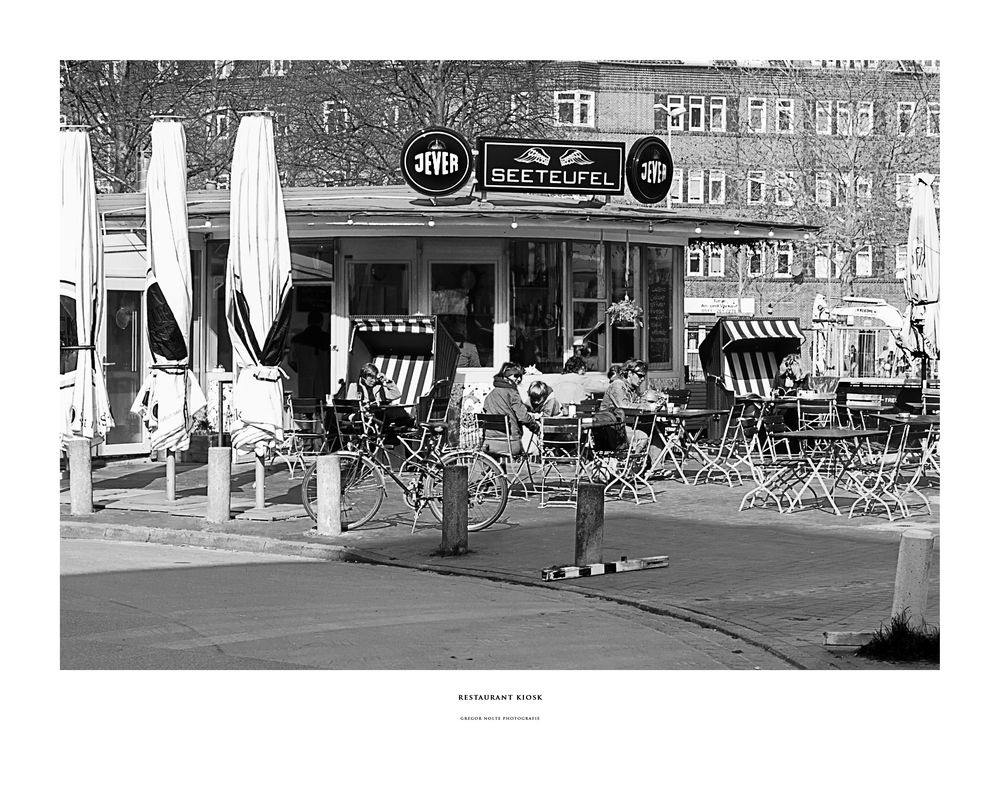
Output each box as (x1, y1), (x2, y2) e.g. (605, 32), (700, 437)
(476, 136), (625, 195)
(400, 127), (474, 197)
(626, 136), (673, 205)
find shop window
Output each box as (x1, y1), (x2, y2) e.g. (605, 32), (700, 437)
(555, 90), (594, 127)
(898, 102), (915, 135)
(290, 240), (334, 283)
(688, 96), (705, 131)
(816, 100), (832, 135)
(510, 241), (564, 373)
(776, 98), (794, 133)
(431, 263), (495, 368)
(207, 242), (233, 371)
(748, 98), (766, 132)
(570, 243), (607, 372)
(349, 262), (408, 316)
(645, 246), (677, 371)
(709, 97), (727, 132)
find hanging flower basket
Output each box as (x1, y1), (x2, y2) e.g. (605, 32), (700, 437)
(607, 295), (644, 328)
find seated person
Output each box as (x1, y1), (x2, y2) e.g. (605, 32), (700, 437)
(553, 356), (591, 406)
(348, 362), (414, 446)
(481, 362), (539, 459)
(599, 359), (654, 457)
(773, 354), (808, 397)
(528, 380), (562, 417)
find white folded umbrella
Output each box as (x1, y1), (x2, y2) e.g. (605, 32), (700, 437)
(224, 113), (293, 456)
(130, 118), (207, 451)
(60, 128), (113, 445)
(901, 173), (940, 363)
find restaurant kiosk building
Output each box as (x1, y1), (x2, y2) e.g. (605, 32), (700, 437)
(93, 129), (814, 456)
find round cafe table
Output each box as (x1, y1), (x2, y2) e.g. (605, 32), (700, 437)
(647, 408), (729, 484)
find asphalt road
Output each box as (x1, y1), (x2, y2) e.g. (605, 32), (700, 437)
(61, 540), (791, 669)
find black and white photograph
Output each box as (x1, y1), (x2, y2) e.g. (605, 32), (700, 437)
(19, 2), (994, 795)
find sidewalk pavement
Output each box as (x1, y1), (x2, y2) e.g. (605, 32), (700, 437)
(60, 458), (940, 670)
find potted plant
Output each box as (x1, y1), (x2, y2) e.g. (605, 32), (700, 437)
(607, 294), (644, 329)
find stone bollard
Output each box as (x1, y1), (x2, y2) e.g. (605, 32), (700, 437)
(891, 528), (936, 629)
(575, 482), (605, 566)
(317, 454), (342, 536)
(440, 464), (468, 555)
(206, 446), (232, 524)
(165, 449), (176, 502)
(67, 439), (94, 515)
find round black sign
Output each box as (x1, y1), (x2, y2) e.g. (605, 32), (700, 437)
(400, 127), (473, 197)
(626, 136), (674, 205)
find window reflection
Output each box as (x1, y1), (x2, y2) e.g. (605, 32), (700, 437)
(431, 263), (494, 368)
(349, 262), (408, 316)
(510, 241), (563, 372)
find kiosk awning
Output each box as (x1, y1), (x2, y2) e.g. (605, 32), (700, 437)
(720, 318), (803, 348)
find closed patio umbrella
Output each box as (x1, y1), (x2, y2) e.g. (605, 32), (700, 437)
(224, 113), (293, 504)
(60, 127), (113, 445)
(130, 118), (207, 477)
(900, 173), (940, 367)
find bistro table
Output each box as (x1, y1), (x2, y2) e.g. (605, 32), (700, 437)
(647, 408), (730, 484)
(746, 428), (888, 515)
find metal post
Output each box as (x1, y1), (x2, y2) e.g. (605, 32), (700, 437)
(891, 528), (936, 629)
(67, 439), (94, 515)
(165, 449), (176, 502)
(255, 453), (266, 509)
(440, 464), (468, 555)
(206, 446), (232, 523)
(317, 454), (342, 536)
(575, 482), (605, 566)
(217, 380), (224, 447)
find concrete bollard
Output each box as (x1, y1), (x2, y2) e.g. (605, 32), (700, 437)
(317, 454), (342, 536)
(165, 449), (176, 502)
(891, 528), (936, 629)
(255, 453), (266, 509)
(441, 464), (468, 555)
(575, 482), (605, 566)
(206, 446), (232, 524)
(67, 439), (94, 515)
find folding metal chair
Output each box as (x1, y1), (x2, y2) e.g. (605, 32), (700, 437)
(739, 415), (804, 513)
(693, 401), (761, 486)
(273, 396), (327, 478)
(797, 396), (837, 430)
(537, 417), (584, 508)
(848, 424), (911, 520)
(477, 413), (536, 498)
(597, 411), (657, 505)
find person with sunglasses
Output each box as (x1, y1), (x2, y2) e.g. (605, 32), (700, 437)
(597, 359), (655, 457)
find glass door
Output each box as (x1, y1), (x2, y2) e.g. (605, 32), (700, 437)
(99, 283), (149, 455)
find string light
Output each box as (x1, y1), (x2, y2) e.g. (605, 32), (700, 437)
(695, 225), (702, 234)
(768, 228), (774, 237)
(510, 217), (518, 229)
(427, 219), (435, 227)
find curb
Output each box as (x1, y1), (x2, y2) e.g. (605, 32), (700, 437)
(61, 520), (850, 670)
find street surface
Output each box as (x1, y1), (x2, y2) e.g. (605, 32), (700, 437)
(61, 540), (789, 669)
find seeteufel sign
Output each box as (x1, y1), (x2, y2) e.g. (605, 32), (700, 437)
(475, 136), (625, 195)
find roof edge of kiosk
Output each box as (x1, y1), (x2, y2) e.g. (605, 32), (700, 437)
(96, 184), (819, 240)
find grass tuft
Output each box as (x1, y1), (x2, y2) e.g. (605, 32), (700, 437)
(856, 610), (939, 663)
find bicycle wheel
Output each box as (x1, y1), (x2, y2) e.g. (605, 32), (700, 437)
(301, 452), (385, 530)
(425, 450), (509, 531)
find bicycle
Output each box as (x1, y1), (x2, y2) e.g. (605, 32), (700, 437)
(300, 401), (509, 533)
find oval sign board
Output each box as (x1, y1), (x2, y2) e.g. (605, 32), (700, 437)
(626, 136), (673, 204)
(400, 127), (473, 197)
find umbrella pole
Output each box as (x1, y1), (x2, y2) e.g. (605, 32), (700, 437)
(165, 449), (176, 502)
(255, 453), (266, 509)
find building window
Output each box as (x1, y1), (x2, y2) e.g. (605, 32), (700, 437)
(645, 246), (678, 371)
(687, 248), (704, 277)
(687, 169), (704, 204)
(688, 96), (705, 131)
(815, 248), (831, 279)
(816, 173), (832, 207)
(928, 102), (940, 136)
(214, 60), (233, 79)
(670, 168), (683, 203)
(747, 170), (765, 205)
(747, 249), (763, 276)
(708, 246), (724, 276)
(709, 170), (726, 205)
(323, 101), (349, 134)
(710, 97), (727, 132)
(837, 101), (852, 136)
(898, 102), (915, 135)
(776, 98), (794, 133)
(748, 98), (766, 132)
(895, 244), (908, 278)
(933, 174), (941, 207)
(555, 90), (594, 127)
(510, 241), (564, 373)
(351, 263), (409, 317)
(264, 60), (290, 77)
(896, 173), (914, 206)
(775, 243), (793, 277)
(857, 175), (873, 203)
(510, 92), (530, 117)
(215, 173), (230, 191)
(855, 246), (873, 277)
(775, 172), (795, 207)
(654, 94), (686, 131)
(856, 102), (873, 136)
(816, 100), (832, 135)
(208, 109), (231, 138)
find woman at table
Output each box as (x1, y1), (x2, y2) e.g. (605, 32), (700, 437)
(482, 362), (539, 458)
(349, 362), (414, 446)
(528, 380), (562, 417)
(599, 359), (654, 456)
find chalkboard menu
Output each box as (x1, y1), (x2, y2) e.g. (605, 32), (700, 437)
(646, 247), (676, 369)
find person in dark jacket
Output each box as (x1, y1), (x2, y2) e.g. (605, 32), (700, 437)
(481, 362), (538, 458)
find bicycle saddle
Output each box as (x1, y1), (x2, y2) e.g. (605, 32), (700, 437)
(418, 422), (449, 434)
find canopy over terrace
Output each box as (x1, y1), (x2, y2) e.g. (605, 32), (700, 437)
(97, 184), (817, 242)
